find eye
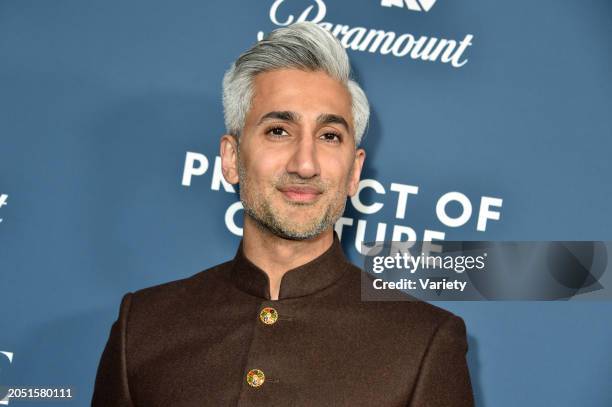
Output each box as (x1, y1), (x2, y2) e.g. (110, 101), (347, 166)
(265, 127), (289, 138)
(320, 132), (342, 143)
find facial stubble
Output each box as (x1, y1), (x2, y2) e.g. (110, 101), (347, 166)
(236, 146), (353, 241)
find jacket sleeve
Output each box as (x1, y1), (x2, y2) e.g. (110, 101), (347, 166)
(408, 315), (475, 407)
(91, 292), (135, 407)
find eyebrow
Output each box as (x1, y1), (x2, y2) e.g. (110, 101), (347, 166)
(316, 113), (350, 133)
(257, 111), (351, 133)
(257, 110), (301, 125)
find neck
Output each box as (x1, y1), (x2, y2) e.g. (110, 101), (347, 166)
(242, 216), (334, 300)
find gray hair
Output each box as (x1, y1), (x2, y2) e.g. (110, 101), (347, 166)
(222, 21), (370, 145)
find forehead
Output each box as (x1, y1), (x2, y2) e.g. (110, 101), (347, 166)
(248, 69), (353, 126)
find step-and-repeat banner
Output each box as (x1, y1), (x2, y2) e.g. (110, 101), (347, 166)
(1, 1), (611, 405)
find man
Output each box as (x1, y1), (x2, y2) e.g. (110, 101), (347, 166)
(92, 21), (474, 406)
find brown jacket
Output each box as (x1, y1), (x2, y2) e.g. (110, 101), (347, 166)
(92, 235), (474, 406)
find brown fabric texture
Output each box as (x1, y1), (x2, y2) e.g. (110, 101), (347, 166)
(92, 235), (474, 406)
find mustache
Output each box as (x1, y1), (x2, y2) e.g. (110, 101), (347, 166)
(273, 174), (328, 193)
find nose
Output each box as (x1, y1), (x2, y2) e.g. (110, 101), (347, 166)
(286, 134), (320, 179)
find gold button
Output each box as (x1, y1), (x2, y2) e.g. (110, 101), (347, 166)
(246, 369), (265, 387)
(259, 307), (278, 325)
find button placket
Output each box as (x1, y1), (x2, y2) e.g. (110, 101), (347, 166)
(238, 302), (297, 405)
(241, 305), (278, 390)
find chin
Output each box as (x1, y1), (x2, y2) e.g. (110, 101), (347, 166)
(276, 227), (326, 241)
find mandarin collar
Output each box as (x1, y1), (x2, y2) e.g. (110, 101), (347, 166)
(230, 233), (350, 300)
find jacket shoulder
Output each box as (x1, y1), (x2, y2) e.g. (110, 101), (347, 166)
(127, 260), (234, 311)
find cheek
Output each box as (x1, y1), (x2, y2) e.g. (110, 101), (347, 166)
(244, 153), (284, 187)
(322, 157), (353, 190)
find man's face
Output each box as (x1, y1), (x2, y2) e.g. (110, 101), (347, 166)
(221, 68), (365, 240)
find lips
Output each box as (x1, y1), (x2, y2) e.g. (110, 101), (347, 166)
(277, 185), (323, 203)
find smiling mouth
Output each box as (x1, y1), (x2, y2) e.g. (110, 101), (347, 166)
(277, 185), (323, 204)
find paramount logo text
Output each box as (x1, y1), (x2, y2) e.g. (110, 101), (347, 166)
(260, 0), (473, 68)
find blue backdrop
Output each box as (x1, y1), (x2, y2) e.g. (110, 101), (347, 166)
(1, 1), (611, 406)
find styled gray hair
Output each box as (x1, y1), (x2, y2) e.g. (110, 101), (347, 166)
(222, 21), (370, 145)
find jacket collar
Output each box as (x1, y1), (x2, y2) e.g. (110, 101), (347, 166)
(230, 232), (349, 300)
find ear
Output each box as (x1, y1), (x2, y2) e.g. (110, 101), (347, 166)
(347, 148), (366, 197)
(219, 134), (240, 184)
